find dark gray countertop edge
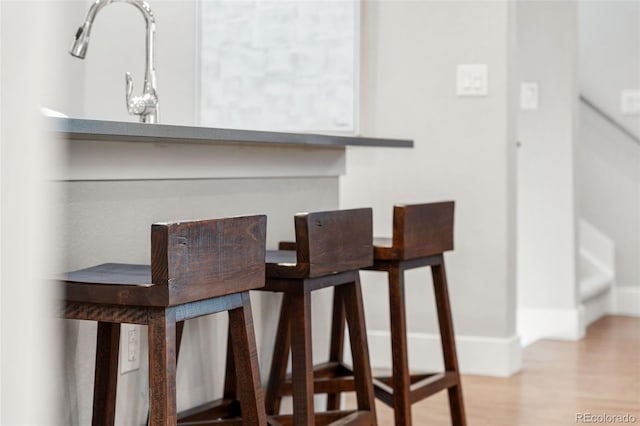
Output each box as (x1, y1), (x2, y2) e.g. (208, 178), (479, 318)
(50, 118), (414, 149)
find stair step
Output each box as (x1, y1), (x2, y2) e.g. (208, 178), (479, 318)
(579, 273), (613, 302)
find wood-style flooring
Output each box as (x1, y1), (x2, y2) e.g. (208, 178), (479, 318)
(348, 315), (640, 425)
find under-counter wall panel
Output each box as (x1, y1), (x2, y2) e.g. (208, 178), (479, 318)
(62, 139), (346, 181)
(61, 177), (339, 269)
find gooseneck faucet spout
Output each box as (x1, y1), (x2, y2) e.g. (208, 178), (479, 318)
(70, 0), (159, 124)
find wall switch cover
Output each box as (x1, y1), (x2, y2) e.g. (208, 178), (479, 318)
(120, 323), (141, 374)
(457, 64), (488, 96)
(520, 82), (539, 110)
(621, 90), (640, 115)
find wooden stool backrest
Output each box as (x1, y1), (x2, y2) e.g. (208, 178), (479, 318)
(392, 202), (454, 259)
(151, 215), (267, 304)
(294, 208), (373, 278)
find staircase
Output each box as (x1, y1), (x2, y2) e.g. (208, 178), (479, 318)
(577, 94), (640, 320)
(578, 218), (615, 326)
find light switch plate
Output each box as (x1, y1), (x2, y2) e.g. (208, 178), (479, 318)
(520, 82), (539, 110)
(457, 64), (488, 96)
(621, 90), (640, 115)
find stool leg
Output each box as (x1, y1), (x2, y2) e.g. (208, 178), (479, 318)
(342, 276), (377, 425)
(176, 321), (185, 361)
(146, 321), (185, 426)
(92, 322), (120, 426)
(148, 308), (177, 426)
(432, 259), (466, 426)
(326, 287), (346, 411)
(388, 263), (412, 426)
(290, 290), (315, 426)
(265, 293), (293, 415)
(228, 292), (267, 426)
(223, 325), (238, 403)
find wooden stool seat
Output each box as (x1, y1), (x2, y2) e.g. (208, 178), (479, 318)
(260, 208), (378, 426)
(67, 263), (152, 285)
(368, 202), (466, 426)
(62, 215), (268, 426)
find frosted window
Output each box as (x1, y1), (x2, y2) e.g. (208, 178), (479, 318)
(199, 1), (357, 132)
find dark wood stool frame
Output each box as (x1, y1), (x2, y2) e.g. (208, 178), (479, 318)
(328, 202), (466, 426)
(261, 208), (378, 426)
(374, 202), (466, 425)
(62, 215), (268, 426)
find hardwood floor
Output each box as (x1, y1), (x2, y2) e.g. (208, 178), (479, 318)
(348, 316), (640, 425)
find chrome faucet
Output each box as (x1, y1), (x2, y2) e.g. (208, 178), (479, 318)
(70, 0), (159, 124)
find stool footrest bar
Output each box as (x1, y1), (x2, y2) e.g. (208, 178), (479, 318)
(373, 371), (461, 407)
(177, 398), (241, 423)
(268, 410), (373, 426)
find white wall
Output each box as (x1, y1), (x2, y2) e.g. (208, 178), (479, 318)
(0, 5), (2, 416)
(516, 1), (578, 313)
(40, 1), (86, 118)
(340, 1), (520, 376)
(579, 0), (640, 138)
(0, 2), (66, 424)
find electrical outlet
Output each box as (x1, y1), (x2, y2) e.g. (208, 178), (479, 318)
(457, 64), (488, 96)
(120, 323), (141, 374)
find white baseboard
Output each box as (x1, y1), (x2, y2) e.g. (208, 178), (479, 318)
(517, 306), (586, 345)
(365, 330), (521, 378)
(612, 286), (640, 316)
(582, 289), (612, 328)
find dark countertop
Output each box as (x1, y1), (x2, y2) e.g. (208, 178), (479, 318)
(51, 117), (413, 149)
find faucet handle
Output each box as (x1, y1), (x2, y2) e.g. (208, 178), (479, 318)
(125, 72), (146, 115)
(125, 72), (134, 101)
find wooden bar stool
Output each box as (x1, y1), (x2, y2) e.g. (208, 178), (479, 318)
(62, 215), (268, 426)
(260, 208), (377, 426)
(369, 201), (466, 425)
